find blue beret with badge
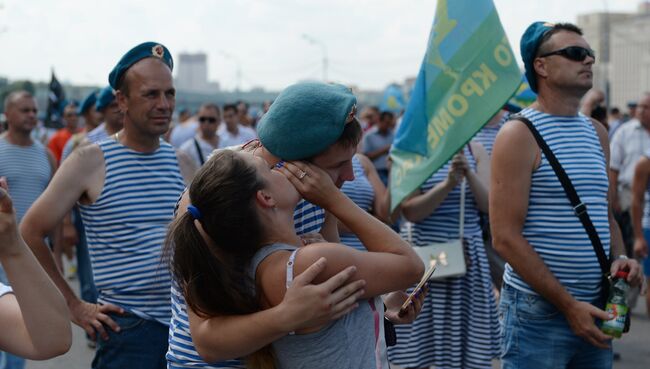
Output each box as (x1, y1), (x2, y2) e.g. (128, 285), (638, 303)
(521, 21), (554, 93)
(257, 81), (357, 160)
(78, 90), (98, 115)
(108, 42), (173, 89)
(95, 86), (116, 111)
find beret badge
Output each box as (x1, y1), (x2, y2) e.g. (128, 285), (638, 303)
(152, 45), (165, 58)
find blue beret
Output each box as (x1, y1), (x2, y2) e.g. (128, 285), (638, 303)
(108, 42), (173, 89)
(95, 86), (116, 111)
(257, 82), (357, 160)
(521, 22), (554, 93)
(78, 90), (98, 115)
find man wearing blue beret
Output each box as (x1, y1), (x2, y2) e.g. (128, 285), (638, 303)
(85, 86), (125, 145)
(21, 41), (196, 369)
(168, 81), (423, 368)
(78, 90), (102, 131)
(490, 22), (643, 369)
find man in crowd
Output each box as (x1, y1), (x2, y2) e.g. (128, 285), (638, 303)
(78, 90), (102, 132)
(179, 103), (220, 167)
(218, 103), (256, 147)
(237, 100), (253, 128)
(0, 90), (57, 369)
(169, 107), (197, 148)
(625, 101), (638, 123)
(361, 110), (394, 185)
(359, 105), (380, 132)
(48, 103), (79, 163)
(61, 90), (102, 161)
(85, 85), (125, 143)
(491, 22), (641, 369)
(608, 107), (623, 138)
(21, 42), (195, 368)
(609, 93), (650, 260)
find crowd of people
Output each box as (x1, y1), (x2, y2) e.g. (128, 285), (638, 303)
(0, 20), (647, 369)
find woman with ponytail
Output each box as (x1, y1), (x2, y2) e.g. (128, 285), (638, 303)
(166, 149), (423, 369)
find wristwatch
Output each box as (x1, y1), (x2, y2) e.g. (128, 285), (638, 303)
(615, 255), (629, 260)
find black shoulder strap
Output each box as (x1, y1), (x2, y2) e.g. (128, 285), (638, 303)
(511, 114), (611, 274)
(193, 138), (206, 166)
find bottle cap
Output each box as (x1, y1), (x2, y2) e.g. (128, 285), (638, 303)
(615, 270), (629, 279)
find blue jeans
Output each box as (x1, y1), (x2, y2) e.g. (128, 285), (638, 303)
(92, 313), (168, 369)
(499, 284), (612, 369)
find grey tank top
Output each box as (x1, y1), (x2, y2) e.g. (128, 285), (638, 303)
(249, 243), (388, 369)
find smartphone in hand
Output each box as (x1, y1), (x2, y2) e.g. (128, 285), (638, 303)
(398, 265), (436, 317)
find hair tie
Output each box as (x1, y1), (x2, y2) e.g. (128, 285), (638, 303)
(187, 205), (202, 220)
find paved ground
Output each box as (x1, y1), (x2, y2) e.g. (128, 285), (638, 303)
(27, 280), (649, 369)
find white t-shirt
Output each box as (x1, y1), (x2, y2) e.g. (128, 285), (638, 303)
(179, 136), (219, 167)
(609, 119), (650, 208)
(169, 120), (199, 148)
(218, 125), (257, 148)
(0, 282), (12, 297)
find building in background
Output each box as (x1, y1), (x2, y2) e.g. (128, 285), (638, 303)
(175, 52), (221, 94)
(578, 2), (650, 108)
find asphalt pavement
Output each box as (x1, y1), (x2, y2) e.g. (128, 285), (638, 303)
(27, 280), (649, 369)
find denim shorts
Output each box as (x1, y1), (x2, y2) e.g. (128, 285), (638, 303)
(92, 312), (168, 369)
(499, 284), (612, 369)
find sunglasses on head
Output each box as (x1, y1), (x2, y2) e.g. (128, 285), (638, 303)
(199, 116), (218, 123)
(539, 46), (595, 62)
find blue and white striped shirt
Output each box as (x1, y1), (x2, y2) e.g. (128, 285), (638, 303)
(404, 145), (482, 244)
(474, 112), (509, 156)
(78, 139), (185, 325)
(0, 137), (51, 223)
(503, 108), (611, 302)
(340, 155), (374, 251)
(166, 199), (326, 368)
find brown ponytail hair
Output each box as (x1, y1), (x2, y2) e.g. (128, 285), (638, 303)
(164, 149), (275, 368)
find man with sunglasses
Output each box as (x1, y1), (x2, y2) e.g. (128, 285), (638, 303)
(179, 103), (221, 167)
(490, 22), (642, 369)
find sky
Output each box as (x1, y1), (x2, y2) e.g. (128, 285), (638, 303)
(0, 0), (643, 91)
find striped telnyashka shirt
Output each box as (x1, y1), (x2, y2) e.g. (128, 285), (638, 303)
(78, 139), (185, 324)
(503, 108), (611, 302)
(0, 137), (51, 223)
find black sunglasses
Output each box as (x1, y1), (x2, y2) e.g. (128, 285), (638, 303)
(198, 116), (218, 124)
(539, 46), (595, 62)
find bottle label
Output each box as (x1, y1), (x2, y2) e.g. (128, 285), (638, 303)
(602, 303), (628, 333)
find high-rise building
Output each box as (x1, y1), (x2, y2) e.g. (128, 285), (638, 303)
(577, 12), (633, 102)
(577, 2), (650, 109)
(175, 52), (220, 93)
(610, 6), (650, 108)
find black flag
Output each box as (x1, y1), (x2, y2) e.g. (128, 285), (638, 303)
(44, 71), (65, 129)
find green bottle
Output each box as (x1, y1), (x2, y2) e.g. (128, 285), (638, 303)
(601, 270), (630, 338)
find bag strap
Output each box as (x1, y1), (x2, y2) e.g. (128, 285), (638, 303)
(193, 138), (206, 166)
(458, 178), (466, 241)
(511, 114), (611, 274)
